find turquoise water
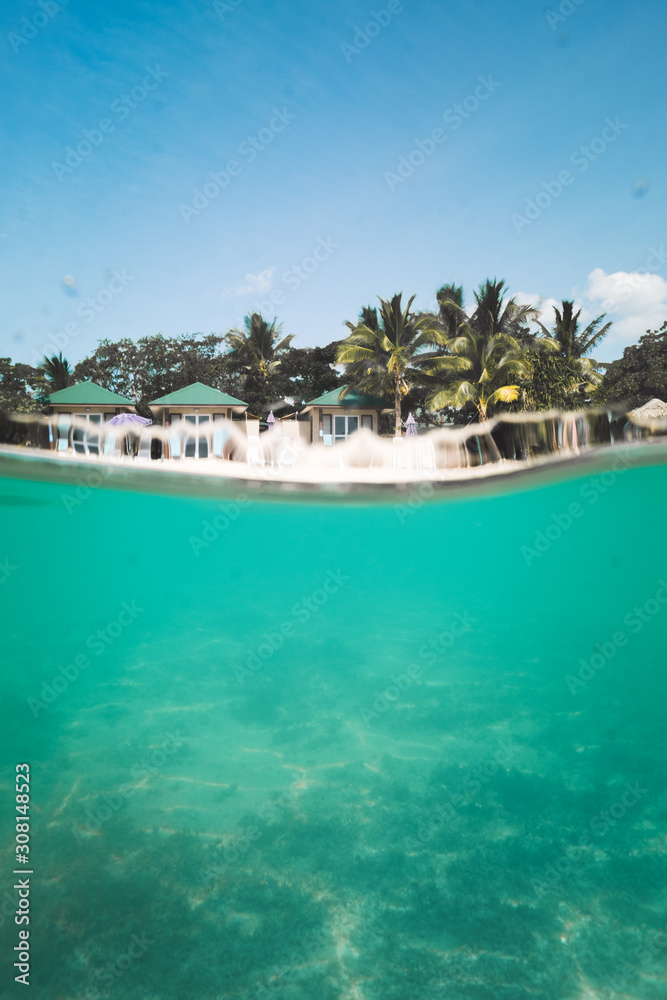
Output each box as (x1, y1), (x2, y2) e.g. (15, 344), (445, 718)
(1, 447), (666, 999)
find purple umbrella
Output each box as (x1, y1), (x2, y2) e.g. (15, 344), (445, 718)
(107, 413), (151, 426)
(406, 412), (417, 436)
(267, 411), (276, 429)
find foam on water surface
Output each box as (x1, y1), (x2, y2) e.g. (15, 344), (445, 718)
(1, 443), (666, 999)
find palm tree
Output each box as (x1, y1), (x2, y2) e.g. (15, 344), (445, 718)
(471, 279), (539, 345)
(423, 280), (536, 422)
(225, 313), (294, 383)
(538, 300), (611, 360)
(358, 305), (380, 332)
(436, 283), (466, 339)
(337, 294), (448, 435)
(424, 324), (529, 422)
(41, 353), (74, 391)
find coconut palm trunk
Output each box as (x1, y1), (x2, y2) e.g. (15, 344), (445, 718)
(394, 377), (402, 435)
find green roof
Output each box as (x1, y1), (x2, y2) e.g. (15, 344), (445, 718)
(305, 385), (388, 409)
(47, 381), (134, 406)
(149, 382), (248, 407)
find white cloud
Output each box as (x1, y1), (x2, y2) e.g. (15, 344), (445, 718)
(514, 291), (594, 330)
(515, 291), (559, 324)
(517, 269), (667, 354)
(223, 267), (275, 298)
(583, 268), (667, 343)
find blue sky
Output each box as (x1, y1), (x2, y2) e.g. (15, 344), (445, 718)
(1, 0), (666, 367)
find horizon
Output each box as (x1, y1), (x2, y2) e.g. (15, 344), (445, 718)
(1, 0), (666, 369)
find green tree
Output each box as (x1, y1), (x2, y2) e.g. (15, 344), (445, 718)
(337, 293), (447, 434)
(224, 313), (294, 414)
(520, 352), (597, 411)
(598, 323), (667, 408)
(471, 279), (538, 344)
(424, 280), (535, 421)
(538, 300), (611, 360)
(436, 283), (465, 338)
(0, 359), (44, 413)
(41, 352), (74, 392)
(277, 343), (344, 409)
(74, 333), (240, 415)
(424, 324), (528, 422)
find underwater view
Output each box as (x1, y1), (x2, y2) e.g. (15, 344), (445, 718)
(1, 442), (666, 1000)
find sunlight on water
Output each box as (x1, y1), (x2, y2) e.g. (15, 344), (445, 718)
(1, 440), (666, 999)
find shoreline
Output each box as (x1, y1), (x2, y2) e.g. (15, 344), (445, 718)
(0, 439), (665, 502)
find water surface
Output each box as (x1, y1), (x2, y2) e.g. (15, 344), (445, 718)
(1, 446), (666, 999)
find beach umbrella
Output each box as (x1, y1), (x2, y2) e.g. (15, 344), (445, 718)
(406, 412), (417, 436)
(267, 411), (276, 429)
(107, 413), (151, 426)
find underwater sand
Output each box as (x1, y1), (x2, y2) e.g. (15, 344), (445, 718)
(1, 444), (666, 999)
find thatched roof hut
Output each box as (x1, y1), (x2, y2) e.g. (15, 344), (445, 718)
(628, 398), (667, 422)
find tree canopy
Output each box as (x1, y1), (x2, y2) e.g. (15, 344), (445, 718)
(41, 353), (74, 392)
(599, 323), (667, 408)
(73, 333), (241, 416)
(337, 293), (447, 433)
(0, 359), (44, 413)
(224, 313), (295, 414)
(10, 278), (667, 426)
(538, 300), (611, 360)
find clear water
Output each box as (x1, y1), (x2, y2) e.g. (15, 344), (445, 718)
(1, 445), (666, 999)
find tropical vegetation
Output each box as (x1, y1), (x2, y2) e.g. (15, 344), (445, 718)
(3, 275), (666, 430)
(598, 322), (667, 409)
(337, 294), (447, 434)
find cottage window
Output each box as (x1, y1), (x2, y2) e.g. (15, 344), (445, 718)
(334, 415), (358, 442)
(72, 412), (101, 455)
(184, 414), (210, 459)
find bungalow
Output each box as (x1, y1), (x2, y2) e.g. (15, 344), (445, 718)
(300, 386), (390, 443)
(45, 381), (135, 454)
(148, 382), (248, 459)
